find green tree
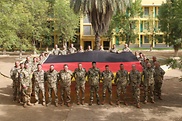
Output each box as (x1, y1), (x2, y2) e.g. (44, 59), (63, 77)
(70, 0), (130, 50)
(106, 0), (142, 47)
(158, 0), (182, 56)
(54, 0), (79, 46)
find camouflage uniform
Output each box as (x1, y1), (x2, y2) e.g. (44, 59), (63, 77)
(142, 68), (155, 102)
(101, 70), (114, 102)
(88, 68), (101, 104)
(114, 70), (129, 103)
(59, 70), (73, 105)
(45, 70), (58, 105)
(68, 47), (77, 54)
(73, 68), (87, 103)
(32, 70), (46, 104)
(154, 67), (165, 98)
(10, 66), (20, 101)
(52, 48), (60, 55)
(31, 62), (38, 73)
(60, 49), (68, 55)
(19, 68), (32, 106)
(110, 48), (118, 53)
(129, 70), (141, 104)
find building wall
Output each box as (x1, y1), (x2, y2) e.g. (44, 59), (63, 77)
(80, 0), (167, 49)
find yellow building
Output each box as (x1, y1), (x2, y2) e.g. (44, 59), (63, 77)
(80, 0), (167, 49)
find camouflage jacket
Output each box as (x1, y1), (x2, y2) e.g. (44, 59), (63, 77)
(68, 47), (77, 54)
(73, 68), (87, 84)
(45, 70), (58, 87)
(142, 68), (155, 85)
(10, 66), (20, 82)
(52, 48), (60, 55)
(59, 70), (73, 87)
(32, 70), (45, 86)
(88, 67), (100, 86)
(154, 67), (165, 82)
(101, 70), (114, 85)
(20, 68), (32, 87)
(114, 70), (128, 85)
(129, 70), (141, 86)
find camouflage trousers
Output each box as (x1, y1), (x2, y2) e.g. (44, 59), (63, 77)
(154, 81), (163, 97)
(144, 83), (154, 102)
(102, 83), (112, 101)
(34, 84), (45, 102)
(22, 86), (32, 104)
(116, 84), (127, 102)
(132, 86), (140, 104)
(60, 86), (71, 103)
(13, 81), (21, 101)
(48, 86), (58, 103)
(90, 85), (100, 102)
(75, 82), (85, 102)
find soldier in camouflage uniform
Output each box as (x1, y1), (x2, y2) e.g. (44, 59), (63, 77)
(73, 63), (87, 105)
(19, 63), (33, 107)
(68, 43), (77, 54)
(154, 62), (165, 100)
(60, 45), (68, 55)
(51, 44), (61, 55)
(150, 56), (157, 68)
(129, 64), (141, 108)
(59, 64), (73, 107)
(31, 57), (38, 73)
(109, 44), (118, 53)
(114, 64), (129, 105)
(101, 65), (114, 105)
(45, 65), (58, 107)
(32, 64), (46, 106)
(87, 62), (101, 105)
(142, 63), (155, 104)
(10, 61), (20, 101)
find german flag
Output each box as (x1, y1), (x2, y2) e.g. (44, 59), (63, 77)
(42, 51), (142, 72)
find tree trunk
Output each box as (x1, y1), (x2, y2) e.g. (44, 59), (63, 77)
(94, 32), (100, 50)
(19, 48), (22, 59)
(2, 48), (6, 55)
(174, 45), (179, 57)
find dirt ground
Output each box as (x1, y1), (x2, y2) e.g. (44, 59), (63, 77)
(0, 51), (182, 121)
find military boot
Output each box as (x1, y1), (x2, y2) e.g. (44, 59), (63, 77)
(23, 103), (27, 108)
(116, 100), (120, 105)
(77, 101), (80, 105)
(97, 100), (100, 105)
(42, 102), (45, 106)
(109, 101), (113, 105)
(158, 96), (162, 100)
(136, 103), (140, 108)
(27, 101), (33, 106)
(89, 101), (93, 106)
(67, 102), (71, 107)
(55, 102), (58, 107)
(81, 100), (84, 105)
(144, 100), (147, 104)
(102, 99), (105, 105)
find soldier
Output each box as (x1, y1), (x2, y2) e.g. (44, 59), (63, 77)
(18, 63), (24, 103)
(59, 64), (73, 107)
(10, 61), (20, 101)
(109, 44), (118, 53)
(68, 43), (77, 54)
(114, 64), (129, 105)
(86, 45), (93, 51)
(60, 45), (68, 55)
(31, 57), (38, 73)
(32, 64), (46, 106)
(78, 45), (84, 53)
(142, 63), (155, 104)
(87, 62), (101, 105)
(19, 63), (33, 107)
(122, 44), (132, 52)
(25, 56), (32, 66)
(129, 64), (141, 108)
(99, 45), (105, 51)
(151, 56), (157, 68)
(51, 44), (61, 55)
(154, 62), (165, 100)
(73, 63), (87, 105)
(45, 65), (58, 107)
(101, 65), (114, 105)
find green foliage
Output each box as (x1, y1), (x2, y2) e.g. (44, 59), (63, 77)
(158, 0), (182, 56)
(53, 0), (79, 43)
(106, 0), (142, 45)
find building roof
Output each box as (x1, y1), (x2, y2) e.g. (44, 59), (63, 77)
(141, 0), (166, 6)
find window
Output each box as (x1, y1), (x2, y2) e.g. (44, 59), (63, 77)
(157, 35), (164, 43)
(83, 15), (90, 23)
(144, 21), (149, 30)
(83, 25), (91, 35)
(144, 36), (149, 43)
(144, 7), (149, 17)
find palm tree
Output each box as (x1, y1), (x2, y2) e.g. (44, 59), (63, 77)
(70, 0), (131, 50)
